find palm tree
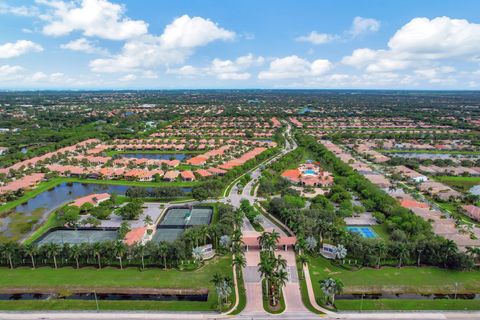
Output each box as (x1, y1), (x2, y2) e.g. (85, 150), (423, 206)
(113, 241), (127, 269)
(297, 254), (309, 280)
(335, 244), (347, 263)
(440, 239), (457, 268)
(320, 277), (344, 306)
(3, 242), (18, 269)
(44, 243), (61, 269)
(23, 243), (38, 269)
(92, 242), (103, 269)
(158, 242), (169, 269)
(232, 254), (246, 275)
(258, 253), (273, 294)
(374, 240), (387, 268)
(143, 215), (153, 227)
(69, 244), (81, 269)
(394, 243), (409, 268)
(192, 247), (204, 265)
(271, 269), (288, 306)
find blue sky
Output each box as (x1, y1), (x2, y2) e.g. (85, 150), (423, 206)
(1, 0), (480, 89)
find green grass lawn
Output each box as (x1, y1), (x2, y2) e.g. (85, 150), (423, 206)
(435, 176), (480, 192)
(335, 299), (480, 311)
(371, 224), (390, 240)
(307, 256), (480, 310)
(0, 255), (233, 311)
(308, 256), (480, 295)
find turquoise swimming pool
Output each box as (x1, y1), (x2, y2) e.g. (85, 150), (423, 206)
(304, 169), (316, 175)
(346, 226), (377, 238)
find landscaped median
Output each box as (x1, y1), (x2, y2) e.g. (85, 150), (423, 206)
(305, 255), (480, 311)
(0, 255), (234, 311)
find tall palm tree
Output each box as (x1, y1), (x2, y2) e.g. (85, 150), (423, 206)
(92, 242), (103, 269)
(45, 243), (61, 269)
(440, 239), (457, 268)
(69, 244), (81, 269)
(232, 254), (246, 275)
(320, 277), (344, 306)
(158, 242), (169, 269)
(297, 254), (309, 280)
(113, 241), (127, 269)
(3, 242), (18, 269)
(271, 269), (288, 306)
(258, 253), (273, 294)
(23, 243), (38, 269)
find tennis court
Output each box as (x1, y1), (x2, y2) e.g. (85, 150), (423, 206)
(187, 207), (213, 226)
(37, 229), (118, 245)
(151, 228), (184, 243)
(346, 226), (377, 238)
(159, 208), (191, 226)
(152, 206), (213, 242)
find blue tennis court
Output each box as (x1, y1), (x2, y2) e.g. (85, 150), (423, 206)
(346, 226), (377, 238)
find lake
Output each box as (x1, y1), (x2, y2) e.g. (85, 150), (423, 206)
(14, 182), (192, 217)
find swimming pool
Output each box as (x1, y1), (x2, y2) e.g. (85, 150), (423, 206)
(304, 169), (316, 175)
(346, 226), (377, 238)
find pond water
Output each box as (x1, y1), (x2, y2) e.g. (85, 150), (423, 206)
(337, 293), (480, 300)
(390, 153), (478, 160)
(469, 185), (480, 195)
(119, 153), (192, 161)
(14, 182), (192, 217)
(0, 292), (208, 301)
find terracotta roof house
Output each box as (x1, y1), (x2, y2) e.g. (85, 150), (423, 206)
(461, 205), (480, 222)
(0, 173), (45, 195)
(124, 227), (147, 246)
(208, 168), (227, 176)
(400, 199), (430, 209)
(181, 170), (195, 181)
(163, 170), (179, 181)
(195, 169), (212, 178)
(71, 193), (110, 207)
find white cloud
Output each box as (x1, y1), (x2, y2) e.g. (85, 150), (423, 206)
(207, 54), (263, 80)
(141, 70), (158, 79)
(258, 55), (332, 80)
(0, 3), (39, 16)
(119, 74), (136, 82)
(60, 38), (108, 55)
(166, 65), (199, 77)
(295, 31), (335, 45)
(343, 17), (480, 73)
(37, 0), (148, 40)
(0, 64), (24, 76)
(90, 15), (236, 73)
(349, 17), (380, 37)
(0, 40), (43, 59)
(30, 71), (48, 81)
(160, 14), (235, 49)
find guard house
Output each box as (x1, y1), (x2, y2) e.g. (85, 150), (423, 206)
(242, 234), (297, 251)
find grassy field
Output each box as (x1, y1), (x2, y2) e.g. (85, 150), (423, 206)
(307, 256), (480, 310)
(335, 299), (480, 311)
(308, 256), (480, 295)
(0, 255), (233, 311)
(435, 176), (480, 192)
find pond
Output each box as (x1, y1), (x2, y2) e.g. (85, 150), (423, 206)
(469, 185), (480, 195)
(119, 153), (192, 161)
(14, 182), (192, 218)
(0, 292), (208, 302)
(389, 153), (478, 160)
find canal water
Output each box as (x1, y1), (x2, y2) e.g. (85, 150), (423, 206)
(119, 153), (192, 161)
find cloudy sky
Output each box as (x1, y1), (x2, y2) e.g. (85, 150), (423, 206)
(1, 0), (480, 89)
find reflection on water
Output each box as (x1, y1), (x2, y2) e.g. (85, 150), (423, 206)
(470, 185), (480, 195)
(15, 182), (191, 216)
